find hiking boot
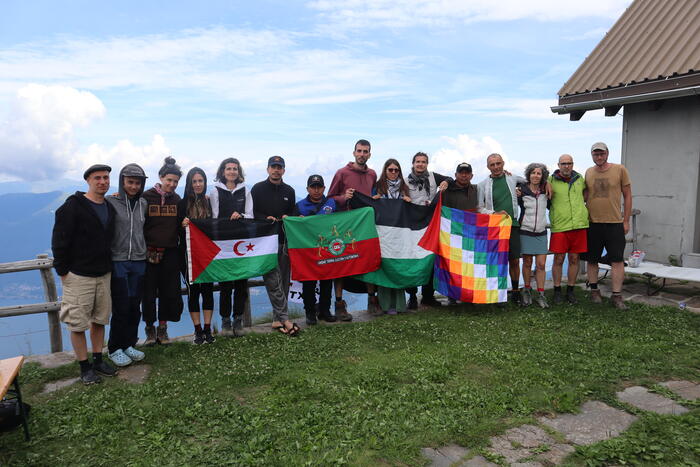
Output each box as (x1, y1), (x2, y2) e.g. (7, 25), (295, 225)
(156, 324), (170, 345)
(305, 310), (318, 326)
(590, 289), (603, 304)
(611, 294), (628, 310)
(108, 349), (132, 367)
(193, 329), (205, 345)
(566, 288), (578, 305)
(203, 328), (216, 344)
(220, 317), (234, 337)
(521, 288), (532, 306)
(93, 360), (117, 377)
(407, 295), (418, 310)
(534, 291), (549, 309)
(124, 346), (145, 362)
(318, 309), (337, 323)
(552, 288), (564, 305)
(421, 297), (443, 307)
(335, 299), (352, 321)
(144, 325), (157, 346)
(80, 368), (102, 385)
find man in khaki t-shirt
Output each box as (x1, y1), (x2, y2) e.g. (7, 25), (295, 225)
(584, 142), (632, 310)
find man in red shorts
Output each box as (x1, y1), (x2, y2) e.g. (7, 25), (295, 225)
(548, 154), (588, 304)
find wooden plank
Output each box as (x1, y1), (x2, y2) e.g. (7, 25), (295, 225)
(0, 257), (54, 274)
(38, 254), (62, 353)
(0, 302), (61, 318)
(0, 356), (25, 399)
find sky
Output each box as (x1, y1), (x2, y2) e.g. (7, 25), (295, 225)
(0, 0), (633, 194)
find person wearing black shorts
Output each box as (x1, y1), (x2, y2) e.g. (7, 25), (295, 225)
(585, 142), (632, 310)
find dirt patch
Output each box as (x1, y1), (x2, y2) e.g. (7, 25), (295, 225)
(117, 364), (151, 384)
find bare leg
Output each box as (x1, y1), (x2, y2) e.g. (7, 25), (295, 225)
(334, 278), (343, 299)
(203, 309), (213, 326)
(522, 255), (533, 287)
(71, 331), (88, 361)
(566, 253), (580, 286)
(587, 262), (599, 285)
(535, 255), (546, 290)
(610, 261), (625, 293)
(552, 253), (565, 287)
(190, 311), (201, 326)
(90, 323), (105, 354)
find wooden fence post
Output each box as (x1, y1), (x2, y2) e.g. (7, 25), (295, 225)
(37, 254), (62, 353)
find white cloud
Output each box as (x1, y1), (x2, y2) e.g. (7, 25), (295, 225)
(0, 84), (173, 181)
(385, 98), (559, 120)
(308, 0), (632, 29)
(430, 133), (526, 181)
(0, 27), (411, 106)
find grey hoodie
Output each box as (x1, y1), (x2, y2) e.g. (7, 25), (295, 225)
(106, 163), (148, 261)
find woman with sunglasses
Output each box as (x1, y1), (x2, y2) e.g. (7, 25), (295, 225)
(372, 159), (411, 314)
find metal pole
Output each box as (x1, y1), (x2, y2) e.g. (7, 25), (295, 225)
(37, 254), (62, 353)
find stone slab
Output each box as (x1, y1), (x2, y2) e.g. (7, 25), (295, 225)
(41, 377), (79, 394)
(459, 456), (497, 467)
(660, 380), (700, 401)
(511, 463), (543, 467)
(25, 351), (75, 369)
(538, 401), (637, 446)
(117, 364), (151, 384)
(617, 386), (689, 415)
(629, 295), (678, 308)
(538, 443), (576, 465)
(421, 444), (470, 467)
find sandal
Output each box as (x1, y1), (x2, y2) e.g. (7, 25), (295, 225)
(272, 323), (289, 335)
(286, 322), (301, 337)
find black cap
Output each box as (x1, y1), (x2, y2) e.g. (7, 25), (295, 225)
(307, 174), (324, 187)
(456, 162), (472, 173)
(83, 164), (112, 180)
(267, 155), (285, 168)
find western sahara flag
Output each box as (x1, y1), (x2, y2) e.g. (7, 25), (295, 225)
(283, 207), (380, 281)
(186, 219), (279, 284)
(350, 192), (436, 288)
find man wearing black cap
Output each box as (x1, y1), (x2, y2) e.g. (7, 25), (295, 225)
(251, 156), (298, 334)
(442, 162), (479, 212)
(294, 174), (338, 324)
(52, 164), (118, 384)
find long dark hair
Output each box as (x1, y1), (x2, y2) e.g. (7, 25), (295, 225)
(215, 157), (245, 184)
(375, 158), (409, 197)
(184, 167), (211, 219)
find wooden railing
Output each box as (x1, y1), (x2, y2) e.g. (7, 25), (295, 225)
(0, 254), (261, 354)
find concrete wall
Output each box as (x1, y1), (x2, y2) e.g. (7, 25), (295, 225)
(621, 96), (700, 264)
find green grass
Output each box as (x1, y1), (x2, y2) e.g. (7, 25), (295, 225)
(2, 300), (700, 466)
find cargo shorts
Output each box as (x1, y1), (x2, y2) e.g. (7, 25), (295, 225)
(59, 272), (112, 332)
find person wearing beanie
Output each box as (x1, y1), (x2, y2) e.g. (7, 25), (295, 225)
(142, 157), (184, 345)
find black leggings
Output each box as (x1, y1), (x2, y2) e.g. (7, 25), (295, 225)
(187, 282), (214, 314)
(219, 279), (248, 320)
(142, 248), (184, 324)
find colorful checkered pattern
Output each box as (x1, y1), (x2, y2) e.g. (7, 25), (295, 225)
(434, 207), (512, 303)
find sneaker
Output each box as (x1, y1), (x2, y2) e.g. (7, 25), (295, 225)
(318, 310), (337, 323)
(510, 290), (522, 306)
(124, 346), (145, 362)
(193, 330), (205, 345)
(611, 294), (628, 310)
(203, 328), (216, 344)
(447, 297), (458, 305)
(407, 295), (418, 310)
(305, 310), (318, 326)
(421, 297), (443, 307)
(144, 325), (157, 346)
(386, 309), (397, 315)
(156, 324), (170, 345)
(566, 288), (578, 305)
(108, 349), (132, 367)
(535, 291), (549, 309)
(80, 368), (102, 385)
(552, 288), (564, 305)
(220, 317), (234, 337)
(335, 299), (353, 322)
(93, 360), (117, 377)
(590, 289), (603, 304)
(521, 288), (532, 306)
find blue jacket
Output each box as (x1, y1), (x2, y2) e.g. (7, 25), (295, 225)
(295, 195), (336, 216)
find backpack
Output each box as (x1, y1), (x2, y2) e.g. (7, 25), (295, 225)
(0, 398), (31, 431)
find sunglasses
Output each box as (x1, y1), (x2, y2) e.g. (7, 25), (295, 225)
(387, 168), (399, 173)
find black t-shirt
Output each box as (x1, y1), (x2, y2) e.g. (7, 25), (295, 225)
(87, 198), (109, 228)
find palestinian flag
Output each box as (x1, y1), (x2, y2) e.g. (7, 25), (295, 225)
(419, 194), (511, 303)
(350, 192), (435, 288)
(283, 207), (380, 281)
(187, 219), (279, 284)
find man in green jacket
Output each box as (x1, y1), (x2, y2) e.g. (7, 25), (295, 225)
(548, 154), (588, 304)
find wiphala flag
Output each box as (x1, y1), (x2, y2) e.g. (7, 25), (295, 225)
(419, 195), (511, 303)
(283, 207), (380, 281)
(350, 192), (436, 288)
(187, 219), (279, 284)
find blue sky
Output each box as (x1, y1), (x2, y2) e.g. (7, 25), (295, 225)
(0, 0), (632, 193)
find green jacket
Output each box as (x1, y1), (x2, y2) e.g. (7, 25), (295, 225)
(548, 170), (588, 233)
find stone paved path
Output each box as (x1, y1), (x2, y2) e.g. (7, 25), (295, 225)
(423, 380), (695, 466)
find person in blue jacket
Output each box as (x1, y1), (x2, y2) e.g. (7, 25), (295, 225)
(294, 175), (338, 324)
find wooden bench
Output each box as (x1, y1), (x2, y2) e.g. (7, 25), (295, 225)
(1, 356), (30, 440)
(599, 260), (700, 295)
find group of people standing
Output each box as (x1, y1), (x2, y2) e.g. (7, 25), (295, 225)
(51, 138), (632, 385)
